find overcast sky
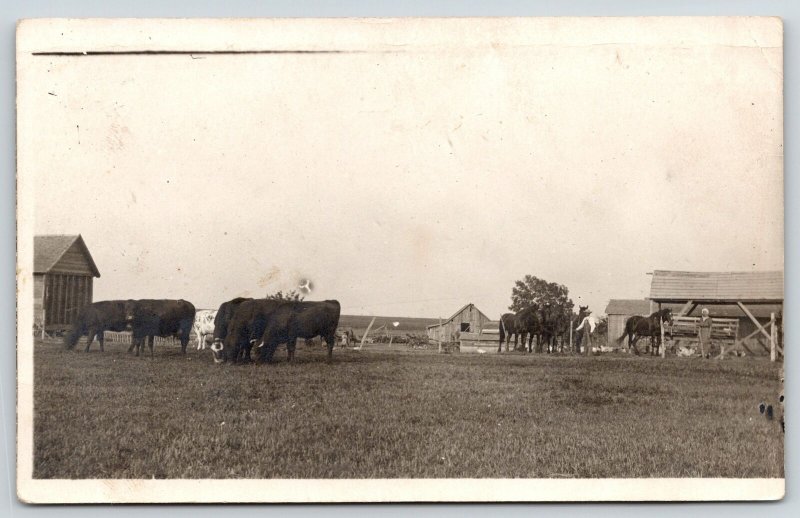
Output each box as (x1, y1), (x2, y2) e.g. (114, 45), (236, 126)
(23, 18), (783, 319)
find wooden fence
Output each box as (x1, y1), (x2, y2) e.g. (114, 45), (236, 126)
(102, 331), (179, 347)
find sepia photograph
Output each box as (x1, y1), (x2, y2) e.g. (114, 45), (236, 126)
(15, 17), (784, 503)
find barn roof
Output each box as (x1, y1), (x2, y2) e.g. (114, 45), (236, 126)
(604, 298), (780, 319)
(426, 303), (490, 329)
(649, 270), (783, 303)
(605, 299), (651, 316)
(34, 234), (100, 277)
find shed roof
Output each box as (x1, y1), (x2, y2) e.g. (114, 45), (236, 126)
(426, 303), (490, 329)
(605, 299), (651, 316)
(649, 270), (783, 303)
(34, 234), (100, 277)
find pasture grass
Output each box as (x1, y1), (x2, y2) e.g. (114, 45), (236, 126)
(32, 338), (784, 479)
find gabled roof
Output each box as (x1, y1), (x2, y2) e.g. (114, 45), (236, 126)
(426, 303), (490, 329)
(605, 299), (651, 316)
(34, 234), (100, 277)
(649, 270), (783, 303)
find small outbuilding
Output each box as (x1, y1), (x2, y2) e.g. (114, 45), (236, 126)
(426, 303), (492, 343)
(605, 299), (652, 349)
(34, 234), (100, 335)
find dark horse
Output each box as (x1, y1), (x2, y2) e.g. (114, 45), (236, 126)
(516, 306), (541, 353)
(498, 313), (519, 353)
(498, 307), (541, 353)
(616, 308), (673, 355)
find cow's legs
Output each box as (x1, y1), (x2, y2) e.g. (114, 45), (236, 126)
(147, 335), (155, 358)
(261, 341), (278, 363)
(287, 339), (297, 362)
(84, 329), (95, 352)
(324, 332), (336, 361)
(98, 331), (105, 352)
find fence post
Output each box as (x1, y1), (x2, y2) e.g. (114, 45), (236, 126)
(660, 319), (666, 358)
(358, 316), (377, 350)
(569, 319), (573, 354)
(437, 317), (442, 353)
(770, 312), (777, 362)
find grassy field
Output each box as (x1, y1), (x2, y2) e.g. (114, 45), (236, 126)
(32, 337), (784, 479)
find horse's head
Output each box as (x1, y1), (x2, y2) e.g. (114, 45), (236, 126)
(662, 308), (673, 324)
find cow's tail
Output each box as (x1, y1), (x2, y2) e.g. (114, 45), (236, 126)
(63, 319), (84, 349)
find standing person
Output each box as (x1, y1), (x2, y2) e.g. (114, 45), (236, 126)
(697, 308), (713, 359)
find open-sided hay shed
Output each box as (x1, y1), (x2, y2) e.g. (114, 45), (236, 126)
(34, 234), (100, 334)
(649, 270), (783, 359)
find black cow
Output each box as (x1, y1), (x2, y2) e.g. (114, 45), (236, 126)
(211, 297), (253, 348)
(210, 299), (282, 364)
(63, 300), (130, 352)
(124, 299), (196, 357)
(256, 300), (341, 363)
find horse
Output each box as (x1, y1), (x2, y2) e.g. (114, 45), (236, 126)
(515, 306), (542, 353)
(498, 313), (519, 353)
(536, 303), (566, 353)
(616, 308), (673, 355)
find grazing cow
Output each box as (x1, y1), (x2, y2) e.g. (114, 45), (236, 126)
(210, 299), (281, 364)
(63, 300), (129, 352)
(124, 299), (196, 357)
(211, 297), (253, 349)
(193, 309), (218, 350)
(256, 300), (341, 363)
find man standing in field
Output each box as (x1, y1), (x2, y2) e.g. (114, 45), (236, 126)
(697, 308), (713, 359)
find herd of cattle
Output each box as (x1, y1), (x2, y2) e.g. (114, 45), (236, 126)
(63, 298), (342, 363)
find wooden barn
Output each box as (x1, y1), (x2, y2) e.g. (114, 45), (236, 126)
(426, 303), (492, 343)
(648, 270), (783, 359)
(34, 234), (100, 334)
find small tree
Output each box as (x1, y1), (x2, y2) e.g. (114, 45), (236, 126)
(266, 289), (304, 302)
(509, 275), (574, 316)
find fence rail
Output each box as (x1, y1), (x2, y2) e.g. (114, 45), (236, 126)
(103, 331), (179, 346)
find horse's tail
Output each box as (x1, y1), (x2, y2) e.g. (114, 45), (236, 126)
(615, 318), (630, 345)
(499, 318), (506, 345)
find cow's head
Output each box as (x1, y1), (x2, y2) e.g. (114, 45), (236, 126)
(124, 300), (137, 324)
(210, 339), (226, 364)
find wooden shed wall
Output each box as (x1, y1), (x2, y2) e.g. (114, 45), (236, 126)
(607, 314), (629, 348)
(33, 274), (45, 326)
(427, 305), (492, 342)
(41, 274), (93, 328)
(49, 242), (96, 275)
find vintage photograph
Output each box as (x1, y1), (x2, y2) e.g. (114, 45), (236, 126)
(16, 17), (784, 502)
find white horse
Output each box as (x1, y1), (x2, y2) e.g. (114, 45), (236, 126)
(193, 309), (217, 350)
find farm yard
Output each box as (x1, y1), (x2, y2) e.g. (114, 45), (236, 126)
(33, 336), (784, 480)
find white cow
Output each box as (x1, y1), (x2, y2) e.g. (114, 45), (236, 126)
(193, 309), (217, 350)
